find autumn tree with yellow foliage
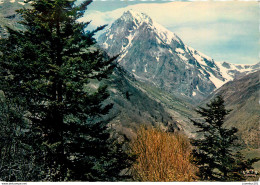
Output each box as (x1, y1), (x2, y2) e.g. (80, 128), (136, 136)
(130, 126), (197, 181)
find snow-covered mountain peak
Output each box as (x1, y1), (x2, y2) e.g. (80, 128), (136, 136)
(215, 61), (260, 82)
(103, 10), (182, 49)
(98, 10), (260, 100)
(121, 10), (181, 45)
(152, 21), (182, 45)
(120, 10), (153, 25)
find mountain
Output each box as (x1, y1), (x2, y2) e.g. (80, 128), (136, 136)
(0, 2), (197, 137)
(1, 4), (258, 144)
(98, 10), (259, 101)
(216, 61), (260, 82)
(90, 66), (198, 139)
(206, 70), (260, 148)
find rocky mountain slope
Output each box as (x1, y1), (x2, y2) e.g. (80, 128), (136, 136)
(98, 10), (259, 101)
(1, 3), (258, 145)
(98, 66), (197, 138)
(215, 61), (260, 82)
(206, 70), (260, 148)
(0, 0), (30, 38)
(0, 2), (197, 138)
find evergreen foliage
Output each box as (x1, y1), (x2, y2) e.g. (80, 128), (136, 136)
(0, 0), (133, 181)
(0, 93), (39, 181)
(191, 95), (259, 181)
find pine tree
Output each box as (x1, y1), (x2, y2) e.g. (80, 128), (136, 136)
(0, 92), (39, 181)
(0, 0), (133, 181)
(191, 95), (258, 181)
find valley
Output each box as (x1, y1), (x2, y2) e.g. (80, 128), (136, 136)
(0, 2), (259, 149)
(97, 10), (259, 151)
(0, 0), (259, 179)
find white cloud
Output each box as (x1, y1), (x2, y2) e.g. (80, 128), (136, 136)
(84, 2), (257, 27)
(174, 21), (257, 46)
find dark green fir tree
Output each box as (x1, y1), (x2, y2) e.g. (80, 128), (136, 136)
(0, 0), (133, 181)
(191, 95), (259, 181)
(0, 92), (38, 181)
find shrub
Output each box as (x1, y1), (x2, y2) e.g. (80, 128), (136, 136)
(130, 126), (197, 181)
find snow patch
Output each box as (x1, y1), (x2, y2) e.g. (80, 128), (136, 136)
(234, 64), (254, 72)
(215, 61), (257, 84)
(181, 93), (187, 97)
(118, 50), (128, 62)
(144, 63), (147, 73)
(18, 1), (25, 5)
(109, 34), (113, 39)
(126, 33), (135, 47)
(196, 85), (201, 92)
(175, 48), (185, 54)
(215, 62), (234, 81)
(103, 42), (108, 49)
(208, 72), (225, 89)
(110, 88), (118, 93)
(120, 32), (135, 53)
(188, 47), (208, 66)
(125, 10), (151, 25)
(100, 9), (259, 92)
(156, 37), (162, 44)
(177, 53), (188, 61)
(152, 21), (181, 45)
(188, 46), (212, 61)
(123, 10), (182, 46)
(193, 54), (206, 66)
(198, 69), (205, 75)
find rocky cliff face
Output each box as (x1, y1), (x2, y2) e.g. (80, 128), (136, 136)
(98, 10), (259, 101)
(0, 0), (29, 38)
(87, 66), (187, 139)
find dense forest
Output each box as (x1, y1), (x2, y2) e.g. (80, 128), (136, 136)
(0, 0), (258, 182)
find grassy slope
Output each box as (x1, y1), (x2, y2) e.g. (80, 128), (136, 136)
(85, 67), (180, 139)
(86, 67), (197, 139)
(0, 1), (197, 138)
(204, 71), (259, 148)
(242, 148), (260, 171)
(204, 71), (260, 171)
(129, 79), (197, 137)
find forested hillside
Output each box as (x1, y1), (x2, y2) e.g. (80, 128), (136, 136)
(0, 0), (259, 182)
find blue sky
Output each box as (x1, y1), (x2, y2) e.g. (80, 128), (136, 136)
(80, 0), (259, 65)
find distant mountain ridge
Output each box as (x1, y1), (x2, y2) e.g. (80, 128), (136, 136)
(104, 66), (180, 138)
(0, 2), (197, 135)
(1, 4), (259, 143)
(206, 70), (260, 148)
(98, 10), (259, 100)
